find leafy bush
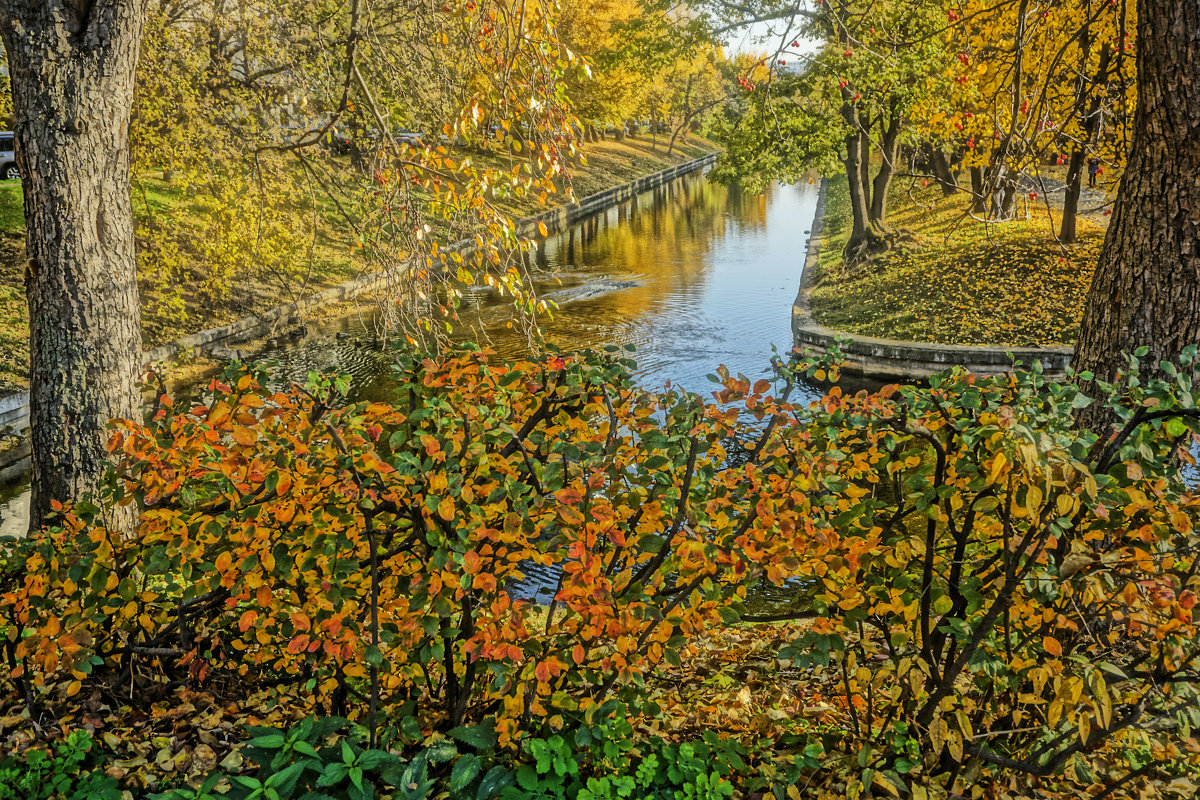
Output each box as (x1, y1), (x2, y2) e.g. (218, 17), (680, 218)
(149, 715), (456, 800)
(0, 729), (123, 800)
(6, 344), (1200, 798)
(149, 705), (804, 800)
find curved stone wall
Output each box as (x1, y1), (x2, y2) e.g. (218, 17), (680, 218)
(792, 179), (1074, 383)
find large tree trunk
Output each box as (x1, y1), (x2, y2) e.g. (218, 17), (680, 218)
(1, 0), (146, 530)
(858, 129), (872, 215)
(1074, 1), (1200, 428)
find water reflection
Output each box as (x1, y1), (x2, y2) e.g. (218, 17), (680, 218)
(0, 172), (825, 578)
(457, 173), (821, 397)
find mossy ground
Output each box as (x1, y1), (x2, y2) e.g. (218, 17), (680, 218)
(808, 174), (1105, 347)
(0, 134), (716, 395)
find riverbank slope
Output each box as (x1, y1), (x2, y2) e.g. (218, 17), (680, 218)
(807, 173), (1105, 347)
(0, 135), (718, 395)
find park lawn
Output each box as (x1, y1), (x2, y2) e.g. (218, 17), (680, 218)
(0, 134), (717, 395)
(807, 174), (1105, 347)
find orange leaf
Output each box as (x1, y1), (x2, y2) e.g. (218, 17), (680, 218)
(215, 552), (233, 573)
(287, 634), (310, 654)
(439, 497), (455, 521)
(555, 487), (582, 505)
(572, 645), (585, 665)
(535, 660), (551, 683)
(537, 221), (549, 237)
(1043, 636), (1062, 657)
(232, 425), (257, 446)
(239, 610), (258, 633)
(463, 551), (482, 575)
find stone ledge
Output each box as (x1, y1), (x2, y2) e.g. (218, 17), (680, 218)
(792, 177), (1075, 383)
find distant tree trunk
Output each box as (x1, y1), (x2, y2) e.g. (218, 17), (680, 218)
(998, 172), (1019, 219)
(1061, 45), (1113, 244)
(931, 149), (959, 196)
(858, 128), (872, 215)
(1074, 1), (1200, 428)
(841, 109), (888, 264)
(969, 166), (987, 214)
(1060, 149), (1087, 243)
(869, 106), (902, 228)
(666, 124), (685, 157)
(0, 0), (146, 531)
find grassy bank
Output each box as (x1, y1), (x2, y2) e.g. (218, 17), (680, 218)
(807, 174), (1105, 347)
(0, 134), (717, 394)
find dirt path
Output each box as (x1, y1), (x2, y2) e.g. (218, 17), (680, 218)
(1021, 174), (1114, 229)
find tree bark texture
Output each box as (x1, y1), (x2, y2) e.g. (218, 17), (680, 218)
(1, 0), (147, 529)
(1074, 1), (1200, 424)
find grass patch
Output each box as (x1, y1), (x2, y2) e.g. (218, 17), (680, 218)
(808, 174), (1104, 347)
(0, 135), (717, 394)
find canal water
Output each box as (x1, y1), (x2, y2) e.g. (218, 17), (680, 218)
(0, 169), (823, 536)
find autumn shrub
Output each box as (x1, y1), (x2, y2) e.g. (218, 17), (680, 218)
(1, 347), (767, 748)
(752, 349), (1200, 798)
(5, 345), (1200, 798)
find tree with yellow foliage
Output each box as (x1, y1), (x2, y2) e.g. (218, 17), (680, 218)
(926, 0), (1135, 238)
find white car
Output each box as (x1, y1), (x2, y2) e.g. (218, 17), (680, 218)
(0, 132), (17, 180)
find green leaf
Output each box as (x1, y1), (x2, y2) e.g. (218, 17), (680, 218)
(478, 766), (516, 799)
(448, 720), (498, 751)
(450, 754), (482, 793)
(248, 733), (287, 749)
(425, 740), (458, 765)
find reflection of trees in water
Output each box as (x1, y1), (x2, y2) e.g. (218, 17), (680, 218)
(453, 169), (789, 357)
(724, 182), (773, 232)
(556, 172), (735, 274)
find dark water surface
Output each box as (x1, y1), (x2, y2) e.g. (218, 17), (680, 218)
(0, 171), (822, 544)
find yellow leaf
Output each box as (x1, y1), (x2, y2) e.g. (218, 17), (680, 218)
(537, 221), (549, 237)
(66, 680), (82, 698)
(232, 426), (257, 446)
(988, 452), (1008, 484)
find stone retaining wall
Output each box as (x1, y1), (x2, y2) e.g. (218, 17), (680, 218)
(791, 178), (1074, 383)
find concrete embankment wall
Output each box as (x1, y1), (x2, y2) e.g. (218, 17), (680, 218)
(0, 151), (719, 468)
(791, 178), (1074, 383)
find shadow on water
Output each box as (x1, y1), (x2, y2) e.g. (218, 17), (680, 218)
(0, 171), (827, 614)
